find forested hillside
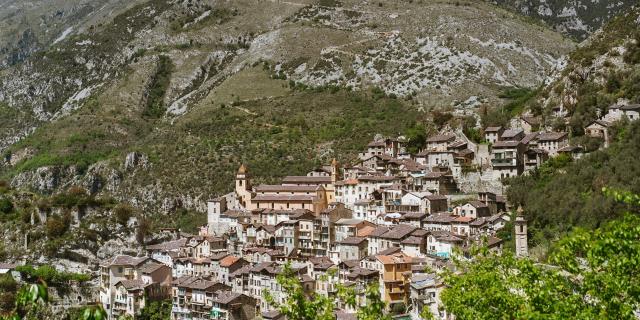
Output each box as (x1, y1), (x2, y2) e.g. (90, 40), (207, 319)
(507, 120), (640, 248)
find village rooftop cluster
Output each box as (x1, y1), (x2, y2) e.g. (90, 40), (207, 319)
(3, 103), (636, 320)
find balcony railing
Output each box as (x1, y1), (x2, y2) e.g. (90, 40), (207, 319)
(491, 158), (516, 167)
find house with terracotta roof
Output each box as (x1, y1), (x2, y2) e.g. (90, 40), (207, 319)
(334, 218), (376, 243)
(450, 216), (475, 236)
(374, 251), (414, 308)
(218, 256), (249, 285)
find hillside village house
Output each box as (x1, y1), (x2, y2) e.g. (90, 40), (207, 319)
(410, 274), (446, 320)
(536, 132), (568, 157)
(519, 116), (541, 134)
(603, 104), (640, 122)
(491, 140), (524, 179)
(138, 131), (538, 319)
(99, 256), (172, 319)
(484, 126), (503, 144)
(375, 252), (414, 309)
(500, 128), (525, 142)
(453, 201), (491, 218)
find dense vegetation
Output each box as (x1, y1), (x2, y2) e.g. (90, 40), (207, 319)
(265, 264), (393, 320)
(144, 55), (174, 118)
(506, 120), (640, 249)
(442, 209), (640, 319)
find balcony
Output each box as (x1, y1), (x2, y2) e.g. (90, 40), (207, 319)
(491, 158), (516, 167)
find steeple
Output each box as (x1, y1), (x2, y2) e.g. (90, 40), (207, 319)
(515, 205), (528, 257)
(330, 158), (340, 183)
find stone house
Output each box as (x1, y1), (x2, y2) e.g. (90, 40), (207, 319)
(337, 236), (368, 262)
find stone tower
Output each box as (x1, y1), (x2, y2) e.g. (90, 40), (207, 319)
(330, 158), (340, 183)
(235, 164), (252, 209)
(207, 198), (227, 236)
(515, 205), (528, 257)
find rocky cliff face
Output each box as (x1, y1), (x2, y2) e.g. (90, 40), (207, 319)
(534, 7), (640, 133)
(490, 0), (637, 40)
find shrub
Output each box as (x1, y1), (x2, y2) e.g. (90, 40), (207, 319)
(46, 214), (70, 238)
(114, 203), (134, 226)
(144, 55), (175, 118)
(0, 198), (13, 214)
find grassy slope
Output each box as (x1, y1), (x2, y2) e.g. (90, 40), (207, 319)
(2, 65), (423, 199)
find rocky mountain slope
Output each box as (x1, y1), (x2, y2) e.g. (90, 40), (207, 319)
(534, 6), (640, 133)
(490, 0), (637, 40)
(0, 0), (141, 67)
(0, 0), (578, 213)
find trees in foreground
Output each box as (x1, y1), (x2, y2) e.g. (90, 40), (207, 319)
(271, 189), (639, 320)
(441, 189), (640, 320)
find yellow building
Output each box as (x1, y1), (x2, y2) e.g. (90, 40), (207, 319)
(234, 163), (338, 215)
(375, 252), (413, 308)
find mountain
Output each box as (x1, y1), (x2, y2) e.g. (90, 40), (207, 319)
(0, 0), (140, 67)
(535, 6), (640, 133)
(504, 6), (640, 252)
(0, 0), (576, 212)
(489, 0), (637, 40)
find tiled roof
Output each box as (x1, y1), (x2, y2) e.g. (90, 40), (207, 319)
(139, 263), (165, 274)
(492, 140), (520, 148)
(501, 129), (524, 138)
(213, 290), (244, 304)
(219, 256), (241, 268)
(254, 185), (319, 192)
(401, 236), (424, 245)
(537, 132), (568, 141)
(380, 224), (417, 240)
(109, 255), (148, 267)
(467, 200), (488, 208)
(402, 211), (428, 219)
(376, 252), (413, 264)
(116, 279), (147, 291)
(282, 176), (332, 184)
(426, 134), (456, 143)
(252, 194), (317, 202)
(335, 218), (365, 225)
(357, 225), (376, 237)
(484, 126), (502, 132)
(369, 226), (391, 237)
(339, 236), (367, 245)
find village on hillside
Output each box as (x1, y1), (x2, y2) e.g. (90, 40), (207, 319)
(1, 103), (637, 320)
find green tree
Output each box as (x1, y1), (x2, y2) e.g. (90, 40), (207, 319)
(137, 299), (171, 320)
(357, 284), (391, 320)
(266, 263), (393, 320)
(404, 124), (427, 154)
(265, 263), (334, 320)
(440, 190), (640, 319)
